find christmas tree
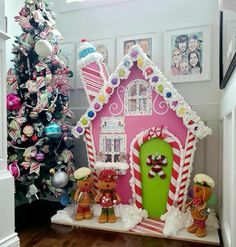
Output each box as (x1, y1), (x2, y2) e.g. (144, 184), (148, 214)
(7, 0), (75, 205)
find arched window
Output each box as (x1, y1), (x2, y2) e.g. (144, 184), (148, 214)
(124, 79), (152, 115)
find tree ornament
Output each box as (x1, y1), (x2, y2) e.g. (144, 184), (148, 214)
(7, 93), (21, 111)
(44, 122), (62, 138)
(23, 125), (34, 137)
(8, 161), (20, 180)
(35, 152), (45, 162)
(38, 22), (44, 30)
(16, 138), (22, 145)
(29, 111), (38, 119)
(63, 134), (68, 142)
(63, 96), (69, 102)
(60, 193), (70, 206)
(61, 124), (69, 133)
(51, 170), (69, 188)
(50, 168), (56, 175)
(34, 39), (52, 57)
(31, 135), (38, 142)
(41, 145), (49, 153)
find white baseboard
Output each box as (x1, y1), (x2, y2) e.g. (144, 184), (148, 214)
(0, 233), (19, 247)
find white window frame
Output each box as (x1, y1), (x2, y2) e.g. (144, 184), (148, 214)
(99, 134), (126, 163)
(59, 0), (130, 13)
(124, 79), (152, 116)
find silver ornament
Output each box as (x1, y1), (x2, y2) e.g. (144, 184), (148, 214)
(51, 171), (69, 188)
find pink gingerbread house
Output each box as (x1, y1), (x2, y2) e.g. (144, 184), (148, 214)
(73, 39), (212, 219)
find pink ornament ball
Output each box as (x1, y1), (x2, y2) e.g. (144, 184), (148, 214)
(7, 93), (21, 111)
(8, 162), (20, 180)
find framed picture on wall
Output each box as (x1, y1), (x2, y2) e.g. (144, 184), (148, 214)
(220, 11), (236, 89)
(164, 25), (210, 83)
(58, 42), (76, 89)
(117, 32), (158, 65)
(90, 38), (115, 73)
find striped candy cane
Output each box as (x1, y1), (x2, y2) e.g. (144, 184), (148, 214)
(146, 155), (168, 179)
(130, 127), (183, 210)
(178, 131), (197, 208)
(84, 127), (98, 191)
(81, 61), (109, 104)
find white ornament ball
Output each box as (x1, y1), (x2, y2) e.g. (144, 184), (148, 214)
(51, 171), (69, 188)
(35, 40), (52, 57)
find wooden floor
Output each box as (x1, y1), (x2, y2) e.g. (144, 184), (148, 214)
(18, 222), (223, 247)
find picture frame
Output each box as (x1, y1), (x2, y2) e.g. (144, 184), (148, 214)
(117, 32), (159, 65)
(164, 25), (211, 83)
(58, 42), (76, 89)
(90, 38), (115, 73)
(220, 10), (236, 89)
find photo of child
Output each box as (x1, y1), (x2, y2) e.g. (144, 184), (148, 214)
(170, 31), (203, 76)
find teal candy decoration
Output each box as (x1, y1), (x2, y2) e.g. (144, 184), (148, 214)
(207, 193), (217, 207)
(79, 47), (96, 59)
(44, 122), (62, 138)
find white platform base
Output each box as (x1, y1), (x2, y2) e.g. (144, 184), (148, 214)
(51, 205), (220, 245)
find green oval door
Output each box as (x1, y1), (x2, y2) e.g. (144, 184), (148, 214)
(140, 137), (173, 219)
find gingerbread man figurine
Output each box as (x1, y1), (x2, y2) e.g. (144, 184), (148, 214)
(186, 174), (215, 237)
(73, 167), (95, 221)
(95, 169), (121, 223)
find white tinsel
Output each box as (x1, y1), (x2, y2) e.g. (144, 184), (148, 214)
(91, 204), (147, 230)
(160, 206), (219, 237)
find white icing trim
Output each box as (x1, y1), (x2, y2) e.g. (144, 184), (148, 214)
(109, 86), (125, 116)
(94, 161), (129, 170)
(73, 43), (212, 140)
(78, 52), (104, 68)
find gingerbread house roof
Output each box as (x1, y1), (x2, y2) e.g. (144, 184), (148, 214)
(73, 44), (212, 139)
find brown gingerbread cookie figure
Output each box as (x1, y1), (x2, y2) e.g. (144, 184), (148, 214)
(95, 169), (121, 223)
(73, 167), (95, 221)
(186, 174), (215, 237)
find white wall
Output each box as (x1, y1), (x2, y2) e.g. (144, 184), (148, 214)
(52, 0), (221, 205)
(5, 0), (24, 71)
(0, 0), (5, 32)
(220, 69), (236, 247)
(53, 0), (220, 108)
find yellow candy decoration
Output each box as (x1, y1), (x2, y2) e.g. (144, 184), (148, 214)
(98, 95), (106, 103)
(81, 118), (88, 126)
(178, 107), (186, 116)
(137, 57), (144, 66)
